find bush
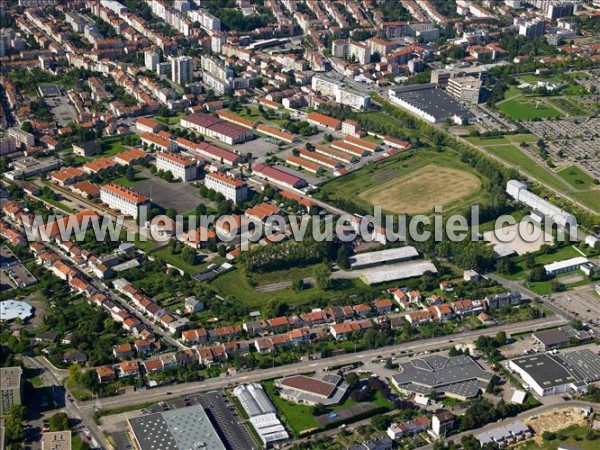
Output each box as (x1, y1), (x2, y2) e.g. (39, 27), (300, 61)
(542, 431), (556, 441)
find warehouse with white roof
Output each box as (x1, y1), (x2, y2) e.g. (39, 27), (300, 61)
(233, 383), (289, 447)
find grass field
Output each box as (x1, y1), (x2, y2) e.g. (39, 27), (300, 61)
(318, 150), (487, 215)
(263, 381), (320, 436)
(572, 191), (600, 211)
(211, 265), (369, 308)
(465, 134), (538, 147)
(497, 97), (561, 120)
(557, 165), (597, 190)
(359, 164), (481, 214)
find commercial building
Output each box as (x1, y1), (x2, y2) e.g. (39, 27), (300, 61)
(156, 151), (197, 181)
(431, 66), (489, 89)
(72, 141), (100, 157)
(0, 366), (22, 415)
(100, 183), (151, 219)
(41, 431), (71, 450)
(391, 355), (493, 400)
(233, 384), (289, 447)
(544, 257), (589, 276)
(128, 404), (226, 450)
(446, 76), (483, 104)
(171, 56), (194, 85)
(180, 113), (253, 145)
(532, 326), (592, 350)
(350, 247), (419, 270)
(205, 172), (249, 204)
(275, 373), (349, 406)
(389, 84), (475, 124)
(5, 157), (62, 180)
(177, 138), (241, 165)
(506, 180), (577, 229)
(508, 349), (600, 396)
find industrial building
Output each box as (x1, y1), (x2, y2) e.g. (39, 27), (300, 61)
(508, 349), (600, 396)
(391, 355), (493, 400)
(532, 326), (592, 350)
(388, 84), (475, 124)
(180, 113), (253, 145)
(544, 256), (589, 276)
(360, 261), (438, 285)
(5, 157), (62, 180)
(128, 404), (226, 450)
(0, 366), (22, 415)
(477, 421), (533, 447)
(233, 383), (289, 447)
(506, 180), (577, 230)
(350, 247), (419, 270)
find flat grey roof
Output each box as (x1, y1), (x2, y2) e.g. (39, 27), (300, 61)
(392, 355), (493, 398)
(390, 83), (475, 120)
(0, 366), (22, 390)
(360, 260), (437, 285)
(510, 353), (578, 389)
(128, 404), (226, 450)
(350, 246), (419, 268)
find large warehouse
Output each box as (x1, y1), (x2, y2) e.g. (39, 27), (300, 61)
(508, 349), (600, 396)
(128, 405), (226, 450)
(388, 83), (475, 124)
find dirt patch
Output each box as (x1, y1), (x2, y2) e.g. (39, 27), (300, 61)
(525, 407), (590, 445)
(372, 169), (399, 183)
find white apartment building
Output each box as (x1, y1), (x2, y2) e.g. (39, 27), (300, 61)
(200, 54), (233, 81)
(203, 72), (231, 95)
(145, 49), (160, 71)
(205, 172), (249, 204)
(331, 40), (371, 64)
(517, 19), (545, 38)
(171, 56), (194, 85)
(100, 183), (150, 219)
(188, 9), (221, 31)
(8, 127), (35, 147)
(506, 180), (576, 228)
(156, 151), (197, 182)
(311, 75), (371, 110)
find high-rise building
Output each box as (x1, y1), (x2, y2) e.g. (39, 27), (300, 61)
(145, 49), (160, 71)
(0, 367), (22, 415)
(171, 56), (194, 85)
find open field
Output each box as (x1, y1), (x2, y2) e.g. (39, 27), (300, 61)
(263, 381), (319, 436)
(317, 150), (487, 215)
(572, 191), (600, 211)
(211, 265), (369, 308)
(557, 165), (598, 190)
(360, 164), (481, 214)
(465, 134), (538, 147)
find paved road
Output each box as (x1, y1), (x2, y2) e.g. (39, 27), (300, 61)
(80, 316), (565, 414)
(24, 356), (108, 450)
(420, 400), (598, 450)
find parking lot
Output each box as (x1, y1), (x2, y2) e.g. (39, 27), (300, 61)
(548, 284), (600, 330)
(134, 176), (207, 214)
(43, 92), (78, 126)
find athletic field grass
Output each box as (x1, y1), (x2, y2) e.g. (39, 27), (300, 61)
(359, 164), (481, 214)
(317, 150), (487, 215)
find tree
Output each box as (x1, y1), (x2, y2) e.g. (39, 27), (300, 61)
(68, 364), (82, 385)
(495, 331), (507, 346)
(181, 246), (197, 265)
(542, 431), (556, 441)
(164, 171), (174, 182)
(312, 404), (328, 416)
(344, 372), (359, 388)
(5, 405), (26, 443)
(314, 263), (332, 290)
(49, 412), (69, 431)
(372, 414), (392, 431)
(217, 245), (227, 258)
(126, 165), (136, 182)
(21, 121), (33, 133)
(336, 245), (350, 270)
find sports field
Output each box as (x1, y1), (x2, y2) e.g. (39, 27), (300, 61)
(360, 164), (481, 214)
(318, 150), (486, 215)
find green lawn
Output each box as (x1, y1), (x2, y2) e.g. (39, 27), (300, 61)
(362, 134), (383, 144)
(111, 173), (148, 188)
(557, 165), (598, 190)
(572, 190), (600, 211)
(534, 245), (582, 264)
(151, 247), (205, 275)
(497, 97), (561, 120)
(263, 381), (320, 436)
